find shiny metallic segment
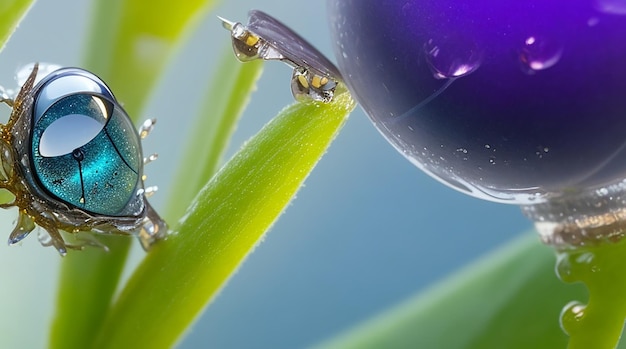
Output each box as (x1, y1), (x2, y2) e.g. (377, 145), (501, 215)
(219, 10), (342, 103)
(0, 63), (167, 255)
(291, 66), (337, 103)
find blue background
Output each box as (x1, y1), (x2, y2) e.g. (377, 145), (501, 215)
(0, 1), (531, 347)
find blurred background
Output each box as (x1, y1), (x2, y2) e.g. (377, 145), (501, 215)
(0, 0), (531, 347)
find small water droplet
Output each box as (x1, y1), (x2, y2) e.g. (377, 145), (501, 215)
(520, 36), (563, 73)
(560, 301), (586, 335)
(556, 253), (575, 283)
(489, 156), (496, 165)
(423, 37), (482, 79)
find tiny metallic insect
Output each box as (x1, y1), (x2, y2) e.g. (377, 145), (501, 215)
(219, 10), (343, 103)
(0, 63), (167, 255)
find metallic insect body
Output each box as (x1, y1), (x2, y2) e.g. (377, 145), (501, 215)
(0, 64), (166, 255)
(219, 10), (342, 103)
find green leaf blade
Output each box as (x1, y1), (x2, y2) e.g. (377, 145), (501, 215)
(50, 1), (219, 348)
(84, 0), (220, 117)
(314, 233), (588, 349)
(0, 0), (34, 52)
(166, 51), (263, 223)
(49, 239), (131, 349)
(93, 90), (356, 348)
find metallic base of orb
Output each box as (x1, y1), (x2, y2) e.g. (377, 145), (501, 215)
(521, 180), (626, 248)
(532, 211), (626, 247)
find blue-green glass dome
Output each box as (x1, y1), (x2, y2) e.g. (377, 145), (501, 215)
(29, 68), (142, 216)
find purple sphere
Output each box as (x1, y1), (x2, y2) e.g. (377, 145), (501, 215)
(328, 0), (626, 204)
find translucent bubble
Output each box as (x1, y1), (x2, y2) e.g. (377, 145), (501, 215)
(520, 36), (563, 73)
(423, 37), (482, 79)
(560, 301), (586, 335)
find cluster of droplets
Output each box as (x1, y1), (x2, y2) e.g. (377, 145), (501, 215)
(419, 24), (568, 89)
(555, 238), (626, 348)
(520, 36), (563, 73)
(420, 23), (599, 82)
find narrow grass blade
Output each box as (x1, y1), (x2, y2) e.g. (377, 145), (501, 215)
(92, 89), (356, 348)
(315, 233), (588, 349)
(49, 238), (131, 349)
(83, 0), (219, 117)
(166, 50), (263, 223)
(50, 1), (219, 348)
(0, 0), (34, 52)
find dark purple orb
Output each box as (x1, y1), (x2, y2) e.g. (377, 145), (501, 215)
(328, 0), (626, 204)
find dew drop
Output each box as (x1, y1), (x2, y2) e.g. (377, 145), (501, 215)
(560, 301), (586, 335)
(423, 37), (482, 79)
(520, 36), (563, 73)
(553, 238), (626, 347)
(556, 252), (575, 283)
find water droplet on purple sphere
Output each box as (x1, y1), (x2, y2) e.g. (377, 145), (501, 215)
(520, 36), (563, 73)
(423, 37), (482, 79)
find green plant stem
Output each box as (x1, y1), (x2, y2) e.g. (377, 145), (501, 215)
(0, 0), (35, 52)
(84, 0), (220, 117)
(557, 237), (626, 349)
(51, 1), (219, 348)
(49, 237), (130, 349)
(166, 51), (263, 223)
(92, 89), (355, 348)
